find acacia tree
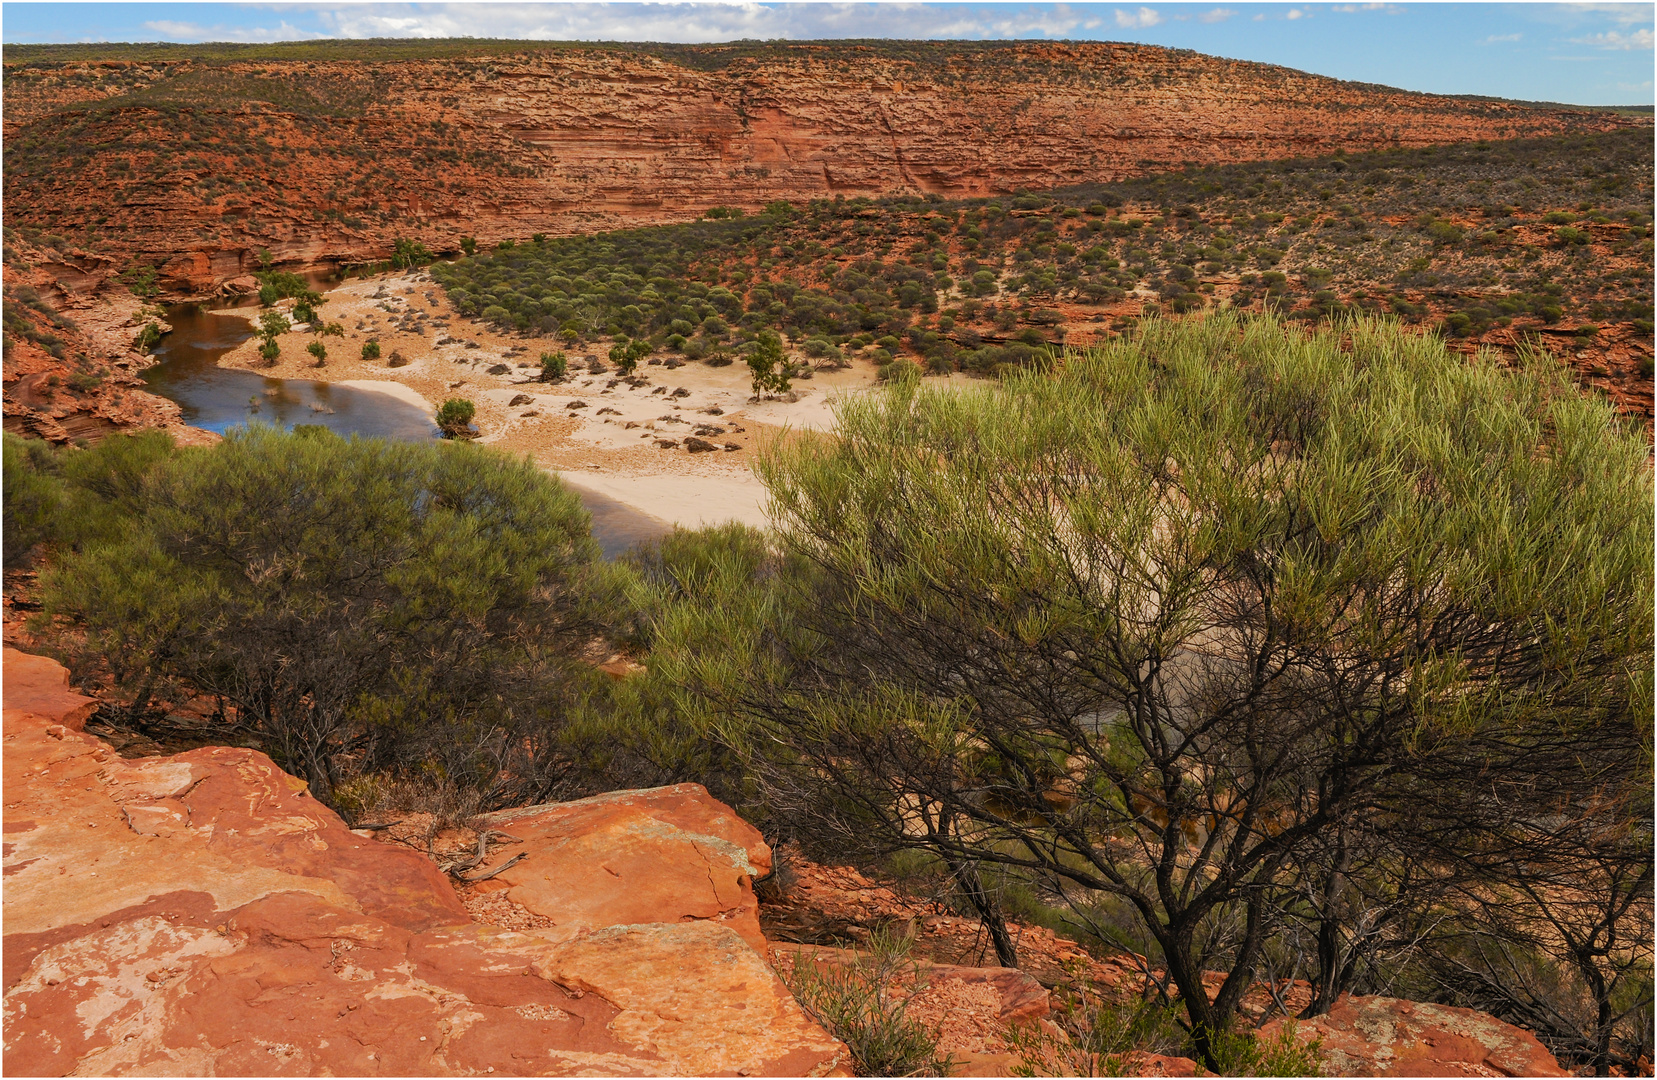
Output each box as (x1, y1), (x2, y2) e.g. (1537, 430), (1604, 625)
(256, 309), (288, 365)
(42, 426), (600, 808)
(1422, 783), (1653, 1076)
(691, 315), (1651, 1069)
(747, 330), (791, 399)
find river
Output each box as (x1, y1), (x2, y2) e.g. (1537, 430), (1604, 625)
(140, 303), (672, 559)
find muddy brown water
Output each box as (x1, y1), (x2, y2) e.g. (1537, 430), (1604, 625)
(141, 303), (670, 559)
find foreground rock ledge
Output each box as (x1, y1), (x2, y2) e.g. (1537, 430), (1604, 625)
(1, 647), (845, 1077)
(1259, 994), (1570, 1078)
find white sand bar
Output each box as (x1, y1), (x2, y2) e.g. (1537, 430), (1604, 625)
(557, 470), (771, 532)
(338, 379), (432, 410)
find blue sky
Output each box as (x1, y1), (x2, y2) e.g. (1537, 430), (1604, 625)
(3, 2), (1652, 105)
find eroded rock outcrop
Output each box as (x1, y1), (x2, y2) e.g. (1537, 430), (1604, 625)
(0, 237), (206, 446)
(471, 786), (774, 954)
(1259, 994), (1569, 1077)
(1, 647), (845, 1076)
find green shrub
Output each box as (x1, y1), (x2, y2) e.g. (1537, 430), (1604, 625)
(3, 433), (62, 567)
(782, 926), (951, 1077)
(361, 339), (381, 361)
(877, 357), (919, 382)
(731, 313), (1651, 1072)
(746, 331), (790, 398)
(41, 426), (598, 808)
(435, 397), (476, 438)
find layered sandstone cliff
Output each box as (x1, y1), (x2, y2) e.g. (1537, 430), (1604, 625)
(3, 41), (1642, 294)
(0, 237), (200, 445)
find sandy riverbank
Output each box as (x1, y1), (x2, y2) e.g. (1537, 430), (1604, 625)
(211, 270), (879, 530)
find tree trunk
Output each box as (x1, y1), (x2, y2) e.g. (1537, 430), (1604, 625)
(1162, 929), (1225, 1073)
(1302, 843), (1354, 1018)
(945, 855), (1018, 969)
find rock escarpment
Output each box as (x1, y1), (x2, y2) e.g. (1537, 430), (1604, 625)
(0, 236), (204, 446)
(3, 40), (1643, 294)
(0, 648), (845, 1076)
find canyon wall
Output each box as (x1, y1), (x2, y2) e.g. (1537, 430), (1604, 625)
(3, 41), (1644, 294)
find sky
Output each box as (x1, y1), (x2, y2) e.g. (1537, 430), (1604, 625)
(1, 2), (1652, 105)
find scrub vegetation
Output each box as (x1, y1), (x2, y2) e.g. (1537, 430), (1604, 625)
(426, 130), (1652, 412)
(7, 314), (1650, 1075)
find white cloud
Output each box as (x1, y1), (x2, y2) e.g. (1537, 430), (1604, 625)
(1482, 32), (1523, 43)
(1113, 7), (1163, 29)
(277, 3), (1118, 45)
(1285, 8), (1305, 20)
(1561, 3), (1655, 25)
(1571, 28), (1655, 48)
(1331, 3), (1397, 11)
(143, 17), (323, 42)
(142, 20), (208, 39)
(1198, 8), (1236, 23)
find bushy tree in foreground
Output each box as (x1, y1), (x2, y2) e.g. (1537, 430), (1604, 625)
(672, 314), (1651, 1069)
(36, 426), (600, 809)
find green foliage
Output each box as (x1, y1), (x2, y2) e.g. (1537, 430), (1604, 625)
(608, 336), (650, 374)
(746, 330), (790, 398)
(361, 339), (382, 361)
(19, 429), (180, 553)
(3, 433), (63, 567)
(1007, 991), (1190, 1077)
(1424, 219), (1464, 245)
(782, 926), (952, 1077)
(391, 237), (434, 269)
(719, 313), (1651, 1069)
(133, 322), (163, 352)
(255, 271), (321, 308)
(459, 236), (477, 257)
(1186, 1021), (1325, 1077)
(538, 350), (567, 382)
(877, 357), (919, 382)
(119, 265), (158, 300)
(407, 128), (1651, 354)
(435, 397), (476, 438)
(259, 338), (281, 364)
(306, 340), (328, 366)
(39, 426), (599, 807)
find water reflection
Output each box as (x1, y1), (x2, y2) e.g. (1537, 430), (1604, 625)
(140, 302), (671, 558)
(141, 304), (439, 441)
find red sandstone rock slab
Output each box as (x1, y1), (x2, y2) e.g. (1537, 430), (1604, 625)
(1123, 1051), (1200, 1077)
(1260, 995), (1569, 1077)
(1, 648), (98, 732)
(477, 783), (774, 953)
(3, 648), (846, 1076)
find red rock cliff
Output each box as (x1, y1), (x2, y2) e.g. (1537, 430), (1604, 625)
(3, 41), (1642, 294)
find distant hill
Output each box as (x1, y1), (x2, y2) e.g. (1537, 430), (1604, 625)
(2, 39), (1646, 293)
